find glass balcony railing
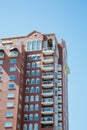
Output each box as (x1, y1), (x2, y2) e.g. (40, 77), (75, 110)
(42, 72), (54, 79)
(42, 89), (53, 97)
(42, 81), (54, 88)
(41, 116), (53, 124)
(41, 107), (53, 115)
(42, 98), (54, 106)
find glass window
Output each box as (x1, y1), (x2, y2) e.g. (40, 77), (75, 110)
(31, 70), (35, 76)
(0, 60), (3, 64)
(24, 105), (28, 111)
(5, 44), (11, 49)
(34, 123), (38, 130)
(31, 79), (35, 84)
(6, 112), (13, 117)
(10, 59), (17, 63)
(26, 71), (30, 77)
(23, 124), (27, 130)
(4, 122), (12, 128)
(24, 114), (28, 120)
(9, 75), (16, 80)
(9, 67), (16, 72)
(30, 104), (34, 111)
(27, 55), (31, 61)
(35, 95), (39, 102)
(30, 96), (34, 102)
(27, 41), (32, 51)
(0, 76), (2, 81)
(30, 87), (34, 93)
(37, 54), (41, 60)
(0, 67), (2, 72)
(32, 55), (36, 60)
(29, 124), (33, 130)
(37, 40), (42, 50)
(25, 96), (29, 102)
(29, 114), (33, 121)
(34, 114), (38, 120)
(27, 63), (30, 69)
(32, 41), (37, 51)
(36, 78), (40, 84)
(25, 87), (29, 93)
(35, 104), (39, 111)
(26, 79), (30, 85)
(7, 102), (14, 108)
(36, 87), (40, 93)
(36, 70), (40, 76)
(8, 84), (15, 89)
(7, 93), (14, 98)
(36, 62), (40, 68)
(32, 62), (35, 68)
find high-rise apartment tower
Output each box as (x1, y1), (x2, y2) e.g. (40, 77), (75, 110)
(0, 31), (69, 130)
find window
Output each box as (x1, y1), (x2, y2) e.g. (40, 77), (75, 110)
(36, 78), (40, 84)
(7, 102), (14, 108)
(27, 41), (32, 51)
(35, 104), (39, 111)
(0, 76), (2, 81)
(23, 124), (27, 130)
(6, 112), (13, 117)
(4, 122), (12, 128)
(9, 67), (16, 72)
(5, 44), (11, 49)
(31, 79), (35, 84)
(34, 114), (38, 120)
(32, 41), (37, 50)
(9, 75), (16, 80)
(37, 54), (41, 60)
(0, 67), (2, 72)
(8, 84), (15, 89)
(37, 40), (42, 50)
(31, 70), (35, 76)
(26, 79), (30, 85)
(25, 88), (29, 93)
(36, 70), (40, 76)
(30, 96), (34, 102)
(32, 55), (36, 60)
(36, 87), (40, 93)
(0, 60), (3, 64)
(30, 87), (34, 93)
(26, 71), (30, 77)
(29, 114), (33, 121)
(27, 63), (30, 69)
(25, 96), (29, 102)
(34, 123), (38, 130)
(27, 55), (31, 61)
(30, 104), (34, 111)
(32, 62), (35, 68)
(24, 114), (28, 120)
(24, 105), (28, 111)
(10, 59), (17, 63)
(36, 62), (40, 68)
(35, 95), (39, 102)
(7, 93), (14, 98)
(29, 124), (33, 130)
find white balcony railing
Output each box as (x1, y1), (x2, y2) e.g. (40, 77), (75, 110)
(9, 51), (18, 57)
(42, 72), (54, 79)
(42, 81), (54, 88)
(42, 56), (54, 63)
(42, 98), (54, 106)
(42, 64), (54, 71)
(42, 89), (53, 97)
(41, 117), (53, 124)
(41, 107), (53, 115)
(43, 47), (54, 55)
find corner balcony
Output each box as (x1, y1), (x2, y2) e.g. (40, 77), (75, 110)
(41, 98), (54, 106)
(43, 47), (54, 55)
(42, 72), (54, 80)
(9, 51), (18, 57)
(41, 107), (53, 115)
(42, 90), (53, 97)
(42, 81), (54, 88)
(42, 64), (54, 72)
(42, 56), (54, 64)
(41, 117), (53, 124)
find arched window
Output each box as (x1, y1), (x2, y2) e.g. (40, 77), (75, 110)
(36, 78), (40, 84)
(30, 87), (34, 93)
(34, 123), (38, 130)
(24, 105), (28, 111)
(36, 70), (40, 76)
(23, 124), (27, 130)
(34, 114), (38, 120)
(26, 79), (30, 85)
(27, 63), (30, 69)
(29, 114), (33, 121)
(35, 104), (39, 111)
(25, 96), (29, 102)
(25, 87), (29, 93)
(36, 87), (40, 93)
(29, 124), (33, 130)
(24, 114), (28, 120)
(31, 79), (35, 84)
(26, 71), (30, 77)
(30, 96), (34, 102)
(30, 104), (34, 111)
(35, 95), (39, 102)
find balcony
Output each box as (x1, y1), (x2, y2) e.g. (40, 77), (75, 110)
(41, 107), (53, 115)
(58, 96), (62, 103)
(42, 90), (53, 97)
(43, 47), (54, 55)
(41, 98), (54, 106)
(42, 56), (54, 64)
(42, 72), (54, 80)
(58, 122), (62, 130)
(9, 51), (18, 57)
(58, 105), (62, 112)
(41, 117), (53, 124)
(42, 81), (54, 88)
(42, 64), (54, 71)
(58, 64), (62, 71)
(58, 113), (62, 121)
(0, 50), (4, 59)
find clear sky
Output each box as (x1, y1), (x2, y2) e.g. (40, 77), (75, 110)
(0, 0), (87, 130)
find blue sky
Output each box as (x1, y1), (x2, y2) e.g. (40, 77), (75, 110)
(0, 0), (87, 130)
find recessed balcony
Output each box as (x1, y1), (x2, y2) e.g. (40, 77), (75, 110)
(42, 64), (54, 72)
(42, 72), (54, 80)
(41, 98), (54, 106)
(42, 90), (53, 97)
(58, 96), (62, 103)
(42, 56), (54, 64)
(9, 51), (18, 57)
(43, 48), (54, 55)
(41, 117), (53, 124)
(42, 81), (54, 88)
(41, 107), (53, 115)
(58, 113), (62, 121)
